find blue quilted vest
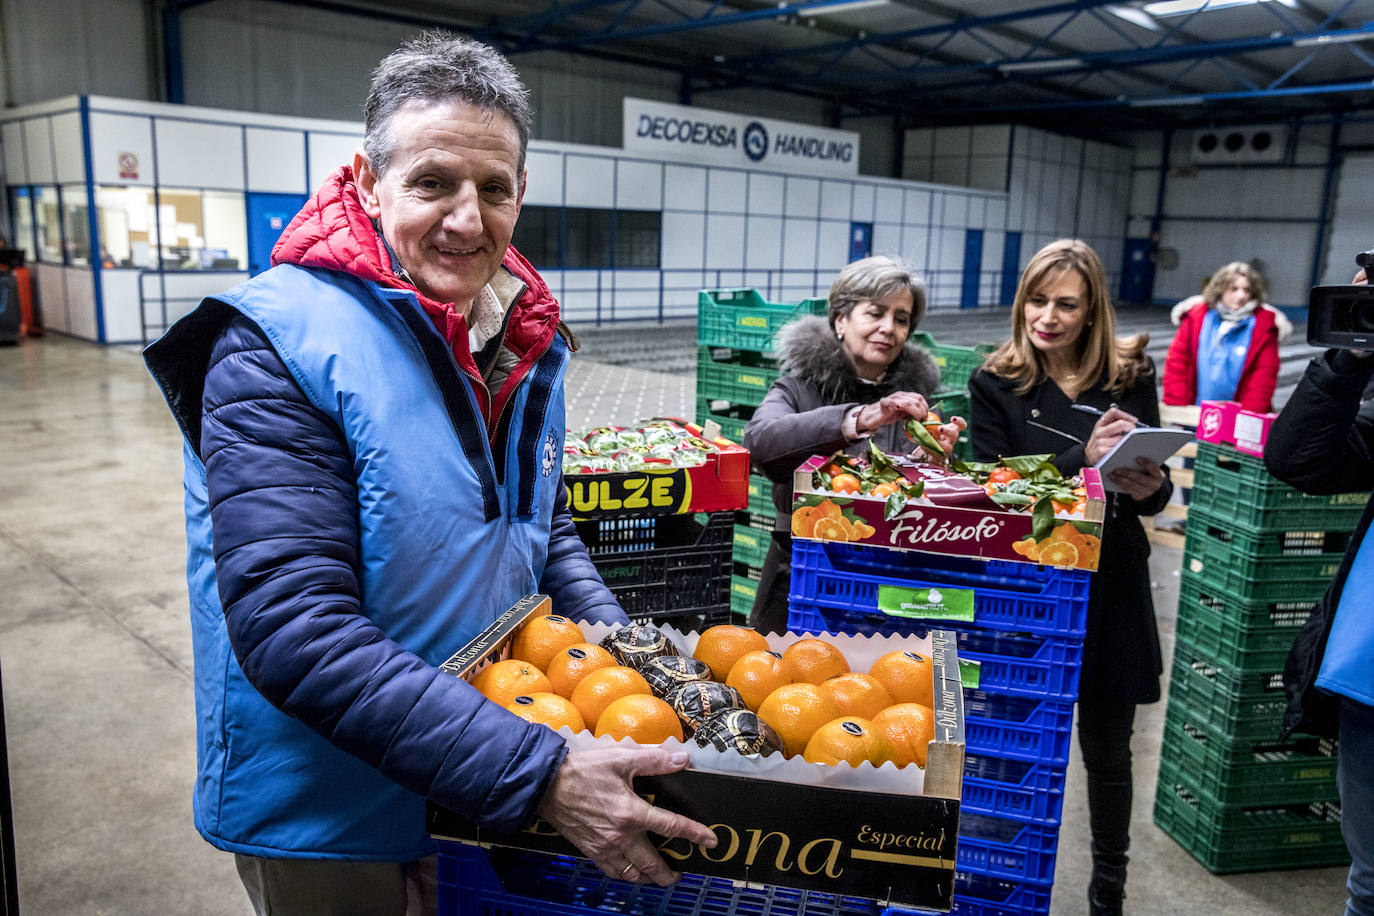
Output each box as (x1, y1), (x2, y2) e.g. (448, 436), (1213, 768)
(149, 264), (568, 859)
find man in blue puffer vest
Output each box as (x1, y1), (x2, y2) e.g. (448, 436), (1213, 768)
(144, 32), (714, 915)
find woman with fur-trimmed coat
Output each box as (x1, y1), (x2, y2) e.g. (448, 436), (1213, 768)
(742, 256), (961, 634)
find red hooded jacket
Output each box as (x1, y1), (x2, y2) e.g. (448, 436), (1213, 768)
(1163, 302), (1280, 413)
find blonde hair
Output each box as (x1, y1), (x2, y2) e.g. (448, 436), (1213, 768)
(1202, 261), (1267, 307)
(984, 238), (1149, 396)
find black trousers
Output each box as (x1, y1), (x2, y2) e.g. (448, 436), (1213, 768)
(1077, 696), (1137, 889)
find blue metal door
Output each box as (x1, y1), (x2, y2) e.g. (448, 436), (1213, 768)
(960, 229), (984, 309)
(1119, 238), (1155, 304)
(849, 222), (873, 262)
(246, 192), (308, 276)
(1000, 231), (1022, 306)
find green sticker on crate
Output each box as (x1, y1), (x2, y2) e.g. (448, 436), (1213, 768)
(959, 659), (981, 690)
(877, 584), (975, 621)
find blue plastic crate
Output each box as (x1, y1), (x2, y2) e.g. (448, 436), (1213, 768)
(955, 813), (1061, 885)
(956, 629), (1084, 703)
(883, 872), (1052, 916)
(788, 541), (1091, 639)
(962, 754), (1067, 826)
(438, 842), (893, 916)
(963, 689), (1076, 766)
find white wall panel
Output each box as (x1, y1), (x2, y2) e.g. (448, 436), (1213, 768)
(155, 119), (243, 190)
(986, 197), (1007, 230)
(565, 155), (615, 208)
(901, 227), (930, 268)
(749, 173), (785, 216)
(852, 184), (876, 223)
(706, 214), (746, 270)
(708, 170), (747, 215)
(904, 189), (932, 227)
(785, 178), (820, 218)
(51, 112), (85, 184)
(820, 181), (851, 220)
(875, 185), (902, 223)
(817, 221), (849, 270)
(872, 223), (902, 258)
(523, 150), (564, 206)
(65, 268), (97, 340)
(615, 160), (661, 210)
(664, 164), (706, 210)
(781, 218), (818, 270)
(89, 112), (153, 185)
(4, 123), (28, 182)
(307, 132), (361, 191)
(24, 118), (54, 184)
(661, 212), (705, 270)
(745, 216), (783, 269)
(246, 128), (306, 194)
(982, 230), (1005, 271)
(100, 271), (144, 343)
(936, 228), (964, 273)
(37, 264), (67, 333)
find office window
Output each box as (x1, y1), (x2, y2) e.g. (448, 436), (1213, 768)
(511, 206), (559, 268)
(61, 184), (91, 266)
(94, 186), (156, 268)
(152, 188), (247, 270)
(6, 188), (36, 261)
(34, 187), (62, 263)
(615, 210), (661, 269)
(563, 208), (614, 269)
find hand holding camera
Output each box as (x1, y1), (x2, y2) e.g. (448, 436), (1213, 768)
(1308, 248), (1374, 350)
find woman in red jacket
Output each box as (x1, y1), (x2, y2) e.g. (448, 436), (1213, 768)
(1163, 261), (1281, 413)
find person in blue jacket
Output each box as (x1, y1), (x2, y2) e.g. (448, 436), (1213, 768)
(1265, 262), (1374, 916)
(144, 32), (713, 914)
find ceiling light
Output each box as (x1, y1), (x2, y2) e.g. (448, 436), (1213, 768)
(998, 57), (1085, 73)
(1143, 0), (1275, 17)
(1106, 6), (1161, 30)
(796, 0), (889, 17)
(1128, 94), (1205, 106)
(1293, 31), (1374, 48)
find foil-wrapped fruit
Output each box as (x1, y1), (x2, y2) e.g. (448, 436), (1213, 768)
(664, 681), (745, 736)
(598, 624), (680, 670)
(692, 708), (784, 757)
(640, 655), (712, 698)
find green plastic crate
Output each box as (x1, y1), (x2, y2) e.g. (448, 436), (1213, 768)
(929, 389), (973, 461)
(748, 471), (776, 518)
(1191, 442), (1368, 532)
(927, 343), (983, 393)
(695, 400), (752, 444)
(1175, 579), (1314, 671)
(696, 348), (780, 409)
(1181, 531), (1340, 604)
(1187, 506), (1353, 560)
(1160, 705), (1338, 807)
(1166, 651), (1289, 741)
(1153, 758), (1348, 875)
(697, 289), (828, 353)
(1177, 575), (1320, 633)
(732, 523), (772, 569)
(730, 574), (759, 618)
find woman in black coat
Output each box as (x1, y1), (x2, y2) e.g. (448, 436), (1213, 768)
(969, 239), (1171, 916)
(743, 255), (961, 634)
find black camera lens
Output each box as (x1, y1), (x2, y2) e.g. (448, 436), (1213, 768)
(1333, 296), (1374, 334)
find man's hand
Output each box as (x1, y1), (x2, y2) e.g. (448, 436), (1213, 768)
(537, 746), (717, 886)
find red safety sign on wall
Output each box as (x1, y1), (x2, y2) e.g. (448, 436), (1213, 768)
(118, 152), (138, 180)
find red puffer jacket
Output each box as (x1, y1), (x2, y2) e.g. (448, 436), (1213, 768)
(1163, 302), (1280, 413)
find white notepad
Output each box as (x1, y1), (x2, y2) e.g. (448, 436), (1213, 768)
(1093, 427), (1195, 492)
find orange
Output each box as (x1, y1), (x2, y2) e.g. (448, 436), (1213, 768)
(781, 638), (850, 685)
(869, 482), (896, 498)
(693, 625), (771, 680)
(570, 665), (652, 727)
(813, 518), (848, 541)
(820, 672), (894, 719)
(868, 649), (934, 707)
(546, 643), (618, 698)
(1038, 540), (1079, 567)
(472, 658), (551, 708)
(791, 506), (818, 538)
(872, 703), (936, 768)
(726, 649), (791, 711)
(802, 717), (895, 767)
(509, 614), (585, 671)
(831, 473), (861, 494)
(505, 692), (586, 733)
(812, 499), (842, 521)
(594, 694), (685, 744)
(756, 683), (839, 757)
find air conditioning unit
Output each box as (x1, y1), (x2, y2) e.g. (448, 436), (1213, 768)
(1190, 127), (1286, 165)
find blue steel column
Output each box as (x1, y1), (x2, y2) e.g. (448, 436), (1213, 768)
(1310, 116), (1343, 290)
(162, 1), (185, 103)
(79, 97), (106, 342)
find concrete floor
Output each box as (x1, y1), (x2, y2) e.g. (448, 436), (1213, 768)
(0, 320), (1350, 915)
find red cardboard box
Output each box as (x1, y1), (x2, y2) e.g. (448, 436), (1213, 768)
(564, 419), (749, 517)
(1197, 400), (1239, 445)
(1233, 409), (1278, 457)
(791, 455), (1106, 571)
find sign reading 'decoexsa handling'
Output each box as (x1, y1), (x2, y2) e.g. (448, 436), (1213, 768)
(623, 98), (859, 178)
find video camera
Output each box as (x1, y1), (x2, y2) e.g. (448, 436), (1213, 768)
(1308, 247), (1374, 349)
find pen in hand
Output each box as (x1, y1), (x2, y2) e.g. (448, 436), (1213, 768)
(1070, 402), (1151, 429)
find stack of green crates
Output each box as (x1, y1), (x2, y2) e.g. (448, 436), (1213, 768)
(695, 290), (828, 620)
(1153, 440), (1364, 874)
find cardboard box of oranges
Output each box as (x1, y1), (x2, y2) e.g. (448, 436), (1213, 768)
(791, 451), (1107, 571)
(427, 596), (965, 911)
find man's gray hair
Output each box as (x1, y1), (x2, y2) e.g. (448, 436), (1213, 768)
(827, 255), (928, 329)
(363, 31), (533, 177)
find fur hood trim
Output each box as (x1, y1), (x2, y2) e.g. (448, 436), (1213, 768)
(776, 315), (943, 402)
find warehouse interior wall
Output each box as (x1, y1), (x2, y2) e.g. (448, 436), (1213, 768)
(0, 0), (155, 106)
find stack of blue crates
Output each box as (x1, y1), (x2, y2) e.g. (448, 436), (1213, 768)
(788, 539), (1092, 916)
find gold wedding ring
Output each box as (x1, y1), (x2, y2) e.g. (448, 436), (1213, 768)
(620, 862), (635, 878)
